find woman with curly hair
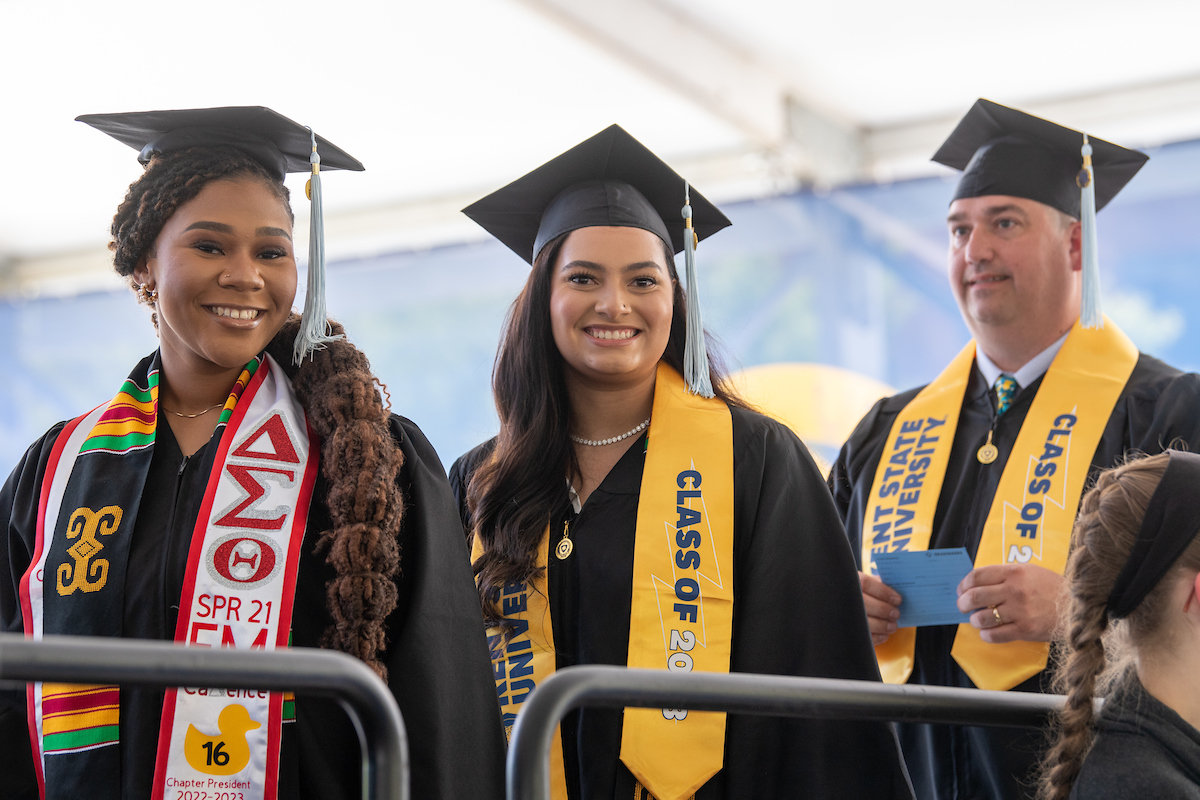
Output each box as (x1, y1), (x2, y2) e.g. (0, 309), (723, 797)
(451, 125), (912, 800)
(1038, 450), (1200, 799)
(0, 108), (504, 800)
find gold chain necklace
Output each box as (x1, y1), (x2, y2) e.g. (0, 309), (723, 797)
(160, 402), (223, 419)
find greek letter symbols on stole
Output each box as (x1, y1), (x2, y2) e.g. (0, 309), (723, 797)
(153, 357), (319, 800)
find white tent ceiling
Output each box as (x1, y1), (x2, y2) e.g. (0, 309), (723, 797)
(5, 0), (1200, 293)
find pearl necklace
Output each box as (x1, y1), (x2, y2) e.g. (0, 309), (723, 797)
(570, 418), (650, 447)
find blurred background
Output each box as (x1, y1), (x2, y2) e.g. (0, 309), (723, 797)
(4, 0), (1200, 473)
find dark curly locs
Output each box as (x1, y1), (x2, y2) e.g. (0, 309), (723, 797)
(267, 315), (405, 679)
(109, 145), (293, 282)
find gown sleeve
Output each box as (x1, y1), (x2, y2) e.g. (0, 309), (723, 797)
(382, 417), (506, 800)
(827, 395), (890, 524)
(1129, 370), (1200, 454)
(447, 438), (497, 535)
(0, 423), (68, 800)
(722, 409), (914, 798)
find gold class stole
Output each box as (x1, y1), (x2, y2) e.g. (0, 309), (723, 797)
(474, 363), (733, 800)
(470, 535), (567, 800)
(620, 362), (734, 800)
(862, 319), (1137, 691)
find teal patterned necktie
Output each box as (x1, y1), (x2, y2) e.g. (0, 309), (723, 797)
(994, 374), (1018, 415)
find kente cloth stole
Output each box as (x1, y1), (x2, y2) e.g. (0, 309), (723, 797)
(473, 363), (733, 800)
(19, 352), (318, 800)
(862, 318), (1138, 691)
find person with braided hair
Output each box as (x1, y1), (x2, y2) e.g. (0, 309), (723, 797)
(0, 109), (505, 800)
(1037, 451), (1200, 799)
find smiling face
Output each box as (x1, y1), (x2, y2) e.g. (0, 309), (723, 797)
(947, 194), (1081, 341)
(133, 177), (297, 383)
(549, 226), (675, 389)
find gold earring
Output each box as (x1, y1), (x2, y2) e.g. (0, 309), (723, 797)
(136, 283), (158, 304)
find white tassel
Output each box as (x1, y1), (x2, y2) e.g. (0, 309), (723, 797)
(682, 182), (714, 398)
(293, 129), (344, 365)
(1079, 135), (1103, 329)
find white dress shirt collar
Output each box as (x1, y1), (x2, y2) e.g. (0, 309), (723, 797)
(975, 330), (1070, 390)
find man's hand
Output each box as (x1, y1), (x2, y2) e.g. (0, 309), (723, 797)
(956, 564), (1065, 643)
(860, 571), (902, 646)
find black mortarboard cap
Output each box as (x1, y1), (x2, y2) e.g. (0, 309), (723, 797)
(76, 106), (364, 182)
(932, 99), (1148, 217)
(462, 124), (730, 264)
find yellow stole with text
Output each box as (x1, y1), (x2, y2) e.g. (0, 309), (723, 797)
(861, 318), (1137, 691)
(473, 363), (734, 800)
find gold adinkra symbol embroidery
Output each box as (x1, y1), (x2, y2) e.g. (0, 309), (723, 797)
(57, 505), (123, 596)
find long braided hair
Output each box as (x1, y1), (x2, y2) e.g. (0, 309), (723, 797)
(1038, 452), (1200, 800)
(111, 147), (405, 677)
(467, 231), (744, 629)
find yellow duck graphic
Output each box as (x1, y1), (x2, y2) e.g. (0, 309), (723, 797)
(184, 703), (261, 775)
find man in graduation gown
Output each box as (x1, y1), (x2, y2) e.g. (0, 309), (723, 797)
(828, 99), (1200, 800)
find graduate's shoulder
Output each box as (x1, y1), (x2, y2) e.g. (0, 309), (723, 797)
(387, 414), (442, 467)
(839, 383), (927, 450)
(1126, 351), (1200, 399)
(729, 404), (800, 447)
(873, 384), (927, 417)
(384, 414), (462, 497)
(447, 437), (498, 501)
(1071, 726), (1200, 799)
(727, 405), (826, 474)
(4, 420), (72, 484)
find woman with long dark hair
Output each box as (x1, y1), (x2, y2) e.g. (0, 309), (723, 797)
(450, 125), (913, 800)
(1037, 451), (1200, 799)
(0, 108), (504, 800)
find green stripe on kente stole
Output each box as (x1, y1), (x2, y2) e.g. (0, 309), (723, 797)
(283, 699), (295, 722)
(116, 379), (156, 404)
(43, 725), (120, 752)
(79, 431), (155, 453)
(217, 358), (262, 425)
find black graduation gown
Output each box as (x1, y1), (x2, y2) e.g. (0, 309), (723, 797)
(828, 353), (1200, 800)
(451, 406), (915, 800)
(1070, 677), (1200, 799)
(0, 412), (506, 800)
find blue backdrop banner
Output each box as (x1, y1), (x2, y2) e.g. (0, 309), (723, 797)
(4, 137), (1199, 475)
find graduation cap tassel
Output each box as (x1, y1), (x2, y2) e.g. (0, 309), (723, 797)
(1079, 135), (1103, 329)
(682, 182), (714, 398)
(293, 129), (344, 364)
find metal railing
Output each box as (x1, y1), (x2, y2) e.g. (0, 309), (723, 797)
(0, 633), (408, 800)
(508, 665), (1067, 800)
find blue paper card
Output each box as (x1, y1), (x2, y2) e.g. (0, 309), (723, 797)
(871, 548), (974, 628)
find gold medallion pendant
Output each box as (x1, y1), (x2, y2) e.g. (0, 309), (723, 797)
(977, 430), (998, 464)
(555, 520), (574, 560)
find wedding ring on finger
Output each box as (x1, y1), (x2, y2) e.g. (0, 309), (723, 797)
(990, 606), (1004, 626)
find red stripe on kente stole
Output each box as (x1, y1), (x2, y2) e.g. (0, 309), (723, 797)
(42, 688), (120, 716)
(96, 404), (155, 425)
